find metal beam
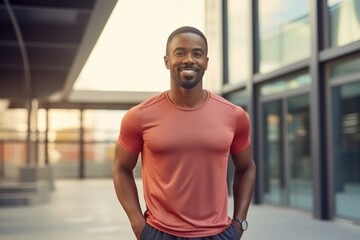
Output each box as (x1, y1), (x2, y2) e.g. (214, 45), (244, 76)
(309, 0), (332, 220)
(61, 0), (118, 100)
(4, 0), (31, 100)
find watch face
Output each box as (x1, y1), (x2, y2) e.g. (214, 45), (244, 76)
(241, 220), (248, 231)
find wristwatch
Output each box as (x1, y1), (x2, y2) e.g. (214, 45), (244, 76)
(233, 218), (248, 231)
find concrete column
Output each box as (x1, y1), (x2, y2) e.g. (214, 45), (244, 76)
(28, 99), (39, 165)
(21, 99), (54, 187)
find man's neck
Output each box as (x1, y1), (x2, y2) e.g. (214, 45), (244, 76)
(167, 88), (207, 108)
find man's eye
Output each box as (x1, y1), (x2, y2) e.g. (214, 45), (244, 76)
(194, 52), (203, 57)
(175, 52), (184, 56)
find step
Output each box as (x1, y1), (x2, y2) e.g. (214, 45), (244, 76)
(0, 181), (51, 206)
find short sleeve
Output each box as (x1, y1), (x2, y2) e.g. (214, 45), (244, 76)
(117, 107), (143, 154)
(230, 108), (251, 154)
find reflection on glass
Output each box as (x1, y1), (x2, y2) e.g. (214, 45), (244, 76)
(227, 0), (250, 84)
(0, 109), (28, 140)
(37, 109), (47, 132)
(49, 142), (79, 178)
(82, 110), (126, 178)
(260, 73), (311, 96)
(330, 55), (360, 78)
(263, 100), (285, 205)
(287, 94), (312, 210)
(48, 109), (80, 141)
(259, 0), (311, 73)
(328, 0), (360, 47)
(84, 143), (115, 178)
(204, 0), (222, 92)
(225, 89), (248, 106)
(83, 110), (126, 142)
(46, 110), (81, 178)
(332, 81), (360, 220)
(1, 142), (27, 175)
(0, 109), (28, 178)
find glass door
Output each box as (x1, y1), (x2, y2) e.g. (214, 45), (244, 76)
(287, 94), (312, 210)
(262, 100), (285, 205)
(332, 81), (360, 220)
(262, 94), (312, 210)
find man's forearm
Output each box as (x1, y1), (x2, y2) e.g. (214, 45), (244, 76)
(232, 162), (256, 220)
(113, 169), (145, 237)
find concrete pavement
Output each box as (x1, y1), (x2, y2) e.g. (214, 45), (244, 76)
(0, 179), (359, 240)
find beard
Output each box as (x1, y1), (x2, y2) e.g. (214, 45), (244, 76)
(171, 69), (205, 90)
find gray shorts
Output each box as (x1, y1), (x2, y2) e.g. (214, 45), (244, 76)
(140, 223), (240, 240)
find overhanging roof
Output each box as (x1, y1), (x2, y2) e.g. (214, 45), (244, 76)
(0, 0), (119, 106)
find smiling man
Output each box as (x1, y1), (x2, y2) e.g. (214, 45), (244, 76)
(113, 26), (256, 240)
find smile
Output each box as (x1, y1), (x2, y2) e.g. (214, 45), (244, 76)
(181, 69), (197, 74)
(179, 67), (198, 73)
(179, 68), (198, 79)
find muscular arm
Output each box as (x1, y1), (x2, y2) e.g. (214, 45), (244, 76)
(231, 144), (256, 236)
(112, 144), (145, 239)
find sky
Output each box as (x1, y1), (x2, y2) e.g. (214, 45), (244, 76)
(73, 0), (205, 92)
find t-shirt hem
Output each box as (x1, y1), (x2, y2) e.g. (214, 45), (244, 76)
(117, 139), (140, 155)
(146, 220), (231, 238)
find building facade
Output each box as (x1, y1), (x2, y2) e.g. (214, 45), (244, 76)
(217, 0), (360, 222)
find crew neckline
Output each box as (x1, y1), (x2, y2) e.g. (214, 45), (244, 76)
(165, 90), (210, 111)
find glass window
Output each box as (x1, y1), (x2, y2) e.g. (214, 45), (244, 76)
(1, 142), (27, 176)
(204, 0), (223, 92)
(332, 80), (360, 220)
(84, 143), (115, 178)
(48, 109), (80, 142)
(49, 142), (79, 178)
(260, 73), (311, 96)
(259, 0), (311, 73)
(82, 110), (126, 178)
(227, 0), (251, 84)
(83, 110), (126, 142)
(0, 109), (28, 140)
(328, 0), (360, 47)
(330, 55), (360, 78)
(224, 89), (248, 107)
(37, 109), (47, 132)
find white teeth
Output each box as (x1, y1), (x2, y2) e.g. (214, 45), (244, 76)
(182, 70), (195, 73)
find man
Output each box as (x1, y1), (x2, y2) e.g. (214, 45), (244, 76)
(113, 26), (256, 240)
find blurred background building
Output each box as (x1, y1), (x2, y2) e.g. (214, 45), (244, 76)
(0, 0), (359, 225)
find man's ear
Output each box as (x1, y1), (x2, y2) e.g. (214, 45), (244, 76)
(164, 55), (170, 69)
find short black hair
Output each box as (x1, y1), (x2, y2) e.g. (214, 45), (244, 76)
(166, 26), (208, 55)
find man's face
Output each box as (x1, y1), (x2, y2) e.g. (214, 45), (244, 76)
(164, 33), (209, 90)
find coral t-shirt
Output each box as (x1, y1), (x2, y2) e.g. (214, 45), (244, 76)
(118, 91), (251, 238)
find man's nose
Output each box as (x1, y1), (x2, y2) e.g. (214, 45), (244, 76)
(182, 53), (195, 63)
